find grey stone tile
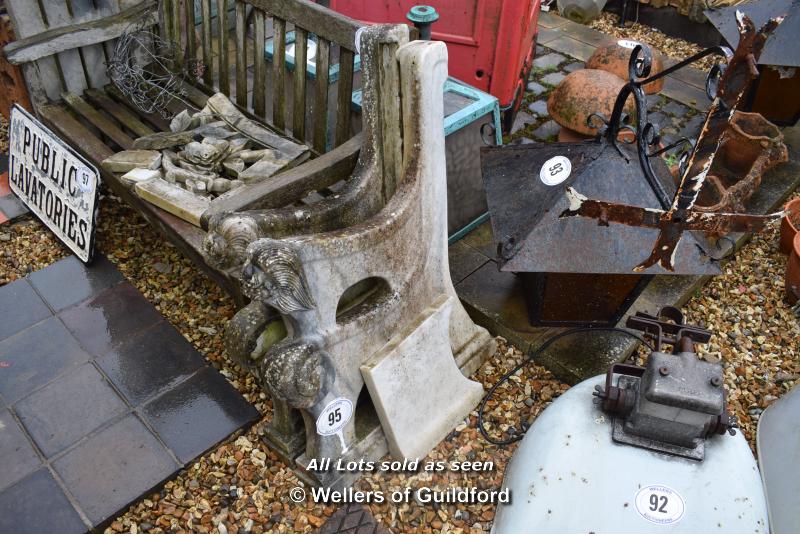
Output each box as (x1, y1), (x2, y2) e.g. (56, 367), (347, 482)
(662, 100), (689, 117)
(0, 469), (86, 534)
(0, 279), (50, 341)
(142, 367), (258, 464)
(526, 81), (546, 96)
(510, 111), (535, 135)
(15, 363), (128, 458)
(533, 52), (566, 70)
(97, 321), (204, 406)
(541, 72), (566, 86)
(53, 414), (178, 526)
(563, 61), (584, 73)
(59, 283), (163, 357)
(0, 317), (91, 404)
(527, 100), (549, 116)
(0, 195), (28, 221)
(0, 409), (41, 492)
(533, 120), (561, 141)
(448, 241), (490, 285)
(544, 35), (596, 62)
(28, 255), (123, 312)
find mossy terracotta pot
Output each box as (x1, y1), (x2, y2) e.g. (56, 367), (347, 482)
(547, 69), (634, 136)
(785, 231), (800, 304)
(780, 198), (800, 255)
(586, 39), (665, 94)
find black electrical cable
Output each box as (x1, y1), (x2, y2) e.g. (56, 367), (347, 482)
(477, 327), (655, 446)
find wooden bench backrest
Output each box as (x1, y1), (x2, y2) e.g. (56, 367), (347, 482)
(4, 0), (154, 108)
(161, 0), (362, 154)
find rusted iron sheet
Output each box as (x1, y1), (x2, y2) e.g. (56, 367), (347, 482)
(482, 141), (720, 276)
(562, 12), (784, 272)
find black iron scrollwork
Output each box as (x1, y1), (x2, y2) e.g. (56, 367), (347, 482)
(589, 43), (733, 210)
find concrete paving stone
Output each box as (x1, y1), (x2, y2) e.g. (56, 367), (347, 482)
(527, 100), (549, 116)
(0, 279), (50, 340)
(540, 72), (566, 86)
(661, 76), (709, 112)
(15, 363), (128, 458)
(0, 409), (41, 492)
(0, 317), (91, 404)
(448, 241), (490, 286)
(510, 111), (536, 135)
(648, 111), (669, 127)
(28, 254), (124, 312)
(97, 321), (204, 406)
(664, 96), (692, 117)
(526, 81), (546, 96)
(537, 27), (562, 46)
(459, 220), (495, 259)
(544, 35), (596, 62)
(681, 114), (705, 138)
(533, 52), (566, 70)
(532, 120), (561, 141)
(53, 414), (178, 526)
(511, 137), (536, 145)
(0, 194), (28, 221)
(535, 44), (546, 55)
(563, 61), (585, 73)
(59, 283), (163, 358)
(141, 367), (259, 464)
(0, 469), (85, 534)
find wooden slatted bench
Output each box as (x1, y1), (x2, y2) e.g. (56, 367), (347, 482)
(3, 0), (365, 303)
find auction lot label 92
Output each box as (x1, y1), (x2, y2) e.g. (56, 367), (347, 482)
(8, 105), (99, 263)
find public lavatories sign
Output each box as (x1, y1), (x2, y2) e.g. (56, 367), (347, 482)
(9, 104), (99, 263)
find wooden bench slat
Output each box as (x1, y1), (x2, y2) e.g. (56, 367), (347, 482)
(84, 89), (155, 138)
(201, 0), (213, 86)
(272, 17), (287, 132)
(105, 84), (172, 132)
(252, 8), (266, 118)
(313, 37), (330, 154)
(217, 0), (230, 95)
(185, 0), (198, 65)
(335, 47), (354, 148)
(3, 1), (158, 66)
(61, 92), (135, 150)
(292, 27), (308, 141)
(235, 1), (247, 108)
(171, 0), (183, 70)
(38, 104), (114, 161)
(248, 0), (360, 51)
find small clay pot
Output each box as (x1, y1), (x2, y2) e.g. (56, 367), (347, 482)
(780, 198), (800, 255)
(586, 39), (665, 94)
(547, 69), (634, 136)
(785, 231), (800, 304)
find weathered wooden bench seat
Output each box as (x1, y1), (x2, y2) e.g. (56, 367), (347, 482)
(4, 0), (365, 303)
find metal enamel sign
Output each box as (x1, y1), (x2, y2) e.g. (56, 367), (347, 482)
(8, 104), (100, 263)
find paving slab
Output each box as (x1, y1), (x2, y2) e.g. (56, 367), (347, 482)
(0, 469), (86, 534)
(28, 255), (123, 312)
(533, 52), (566, 70)
(527, 100), (549, 116)
(526, 81), (546, 96)
(0, 255), (259, 530)
(0, 316), (91, 404)
(0, 279), (50, 340)
(0, 409), (41, 492)
(15, 363), (128, 458)
(53, 414), (178, 525)
(141, 366), (259, 464)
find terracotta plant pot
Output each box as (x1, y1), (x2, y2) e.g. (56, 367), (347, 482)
(557, 126), (593, 142)
(780, 198), (800, 254)
(785, 231), (800, 304)
(547, 69), (634, 136)
(586, 39), (665, 94)
(691, 111), (788, 215)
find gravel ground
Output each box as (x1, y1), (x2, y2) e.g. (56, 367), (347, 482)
(589, 12), (717, 71)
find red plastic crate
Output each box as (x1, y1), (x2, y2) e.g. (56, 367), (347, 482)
(326, 0), (540, 127)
